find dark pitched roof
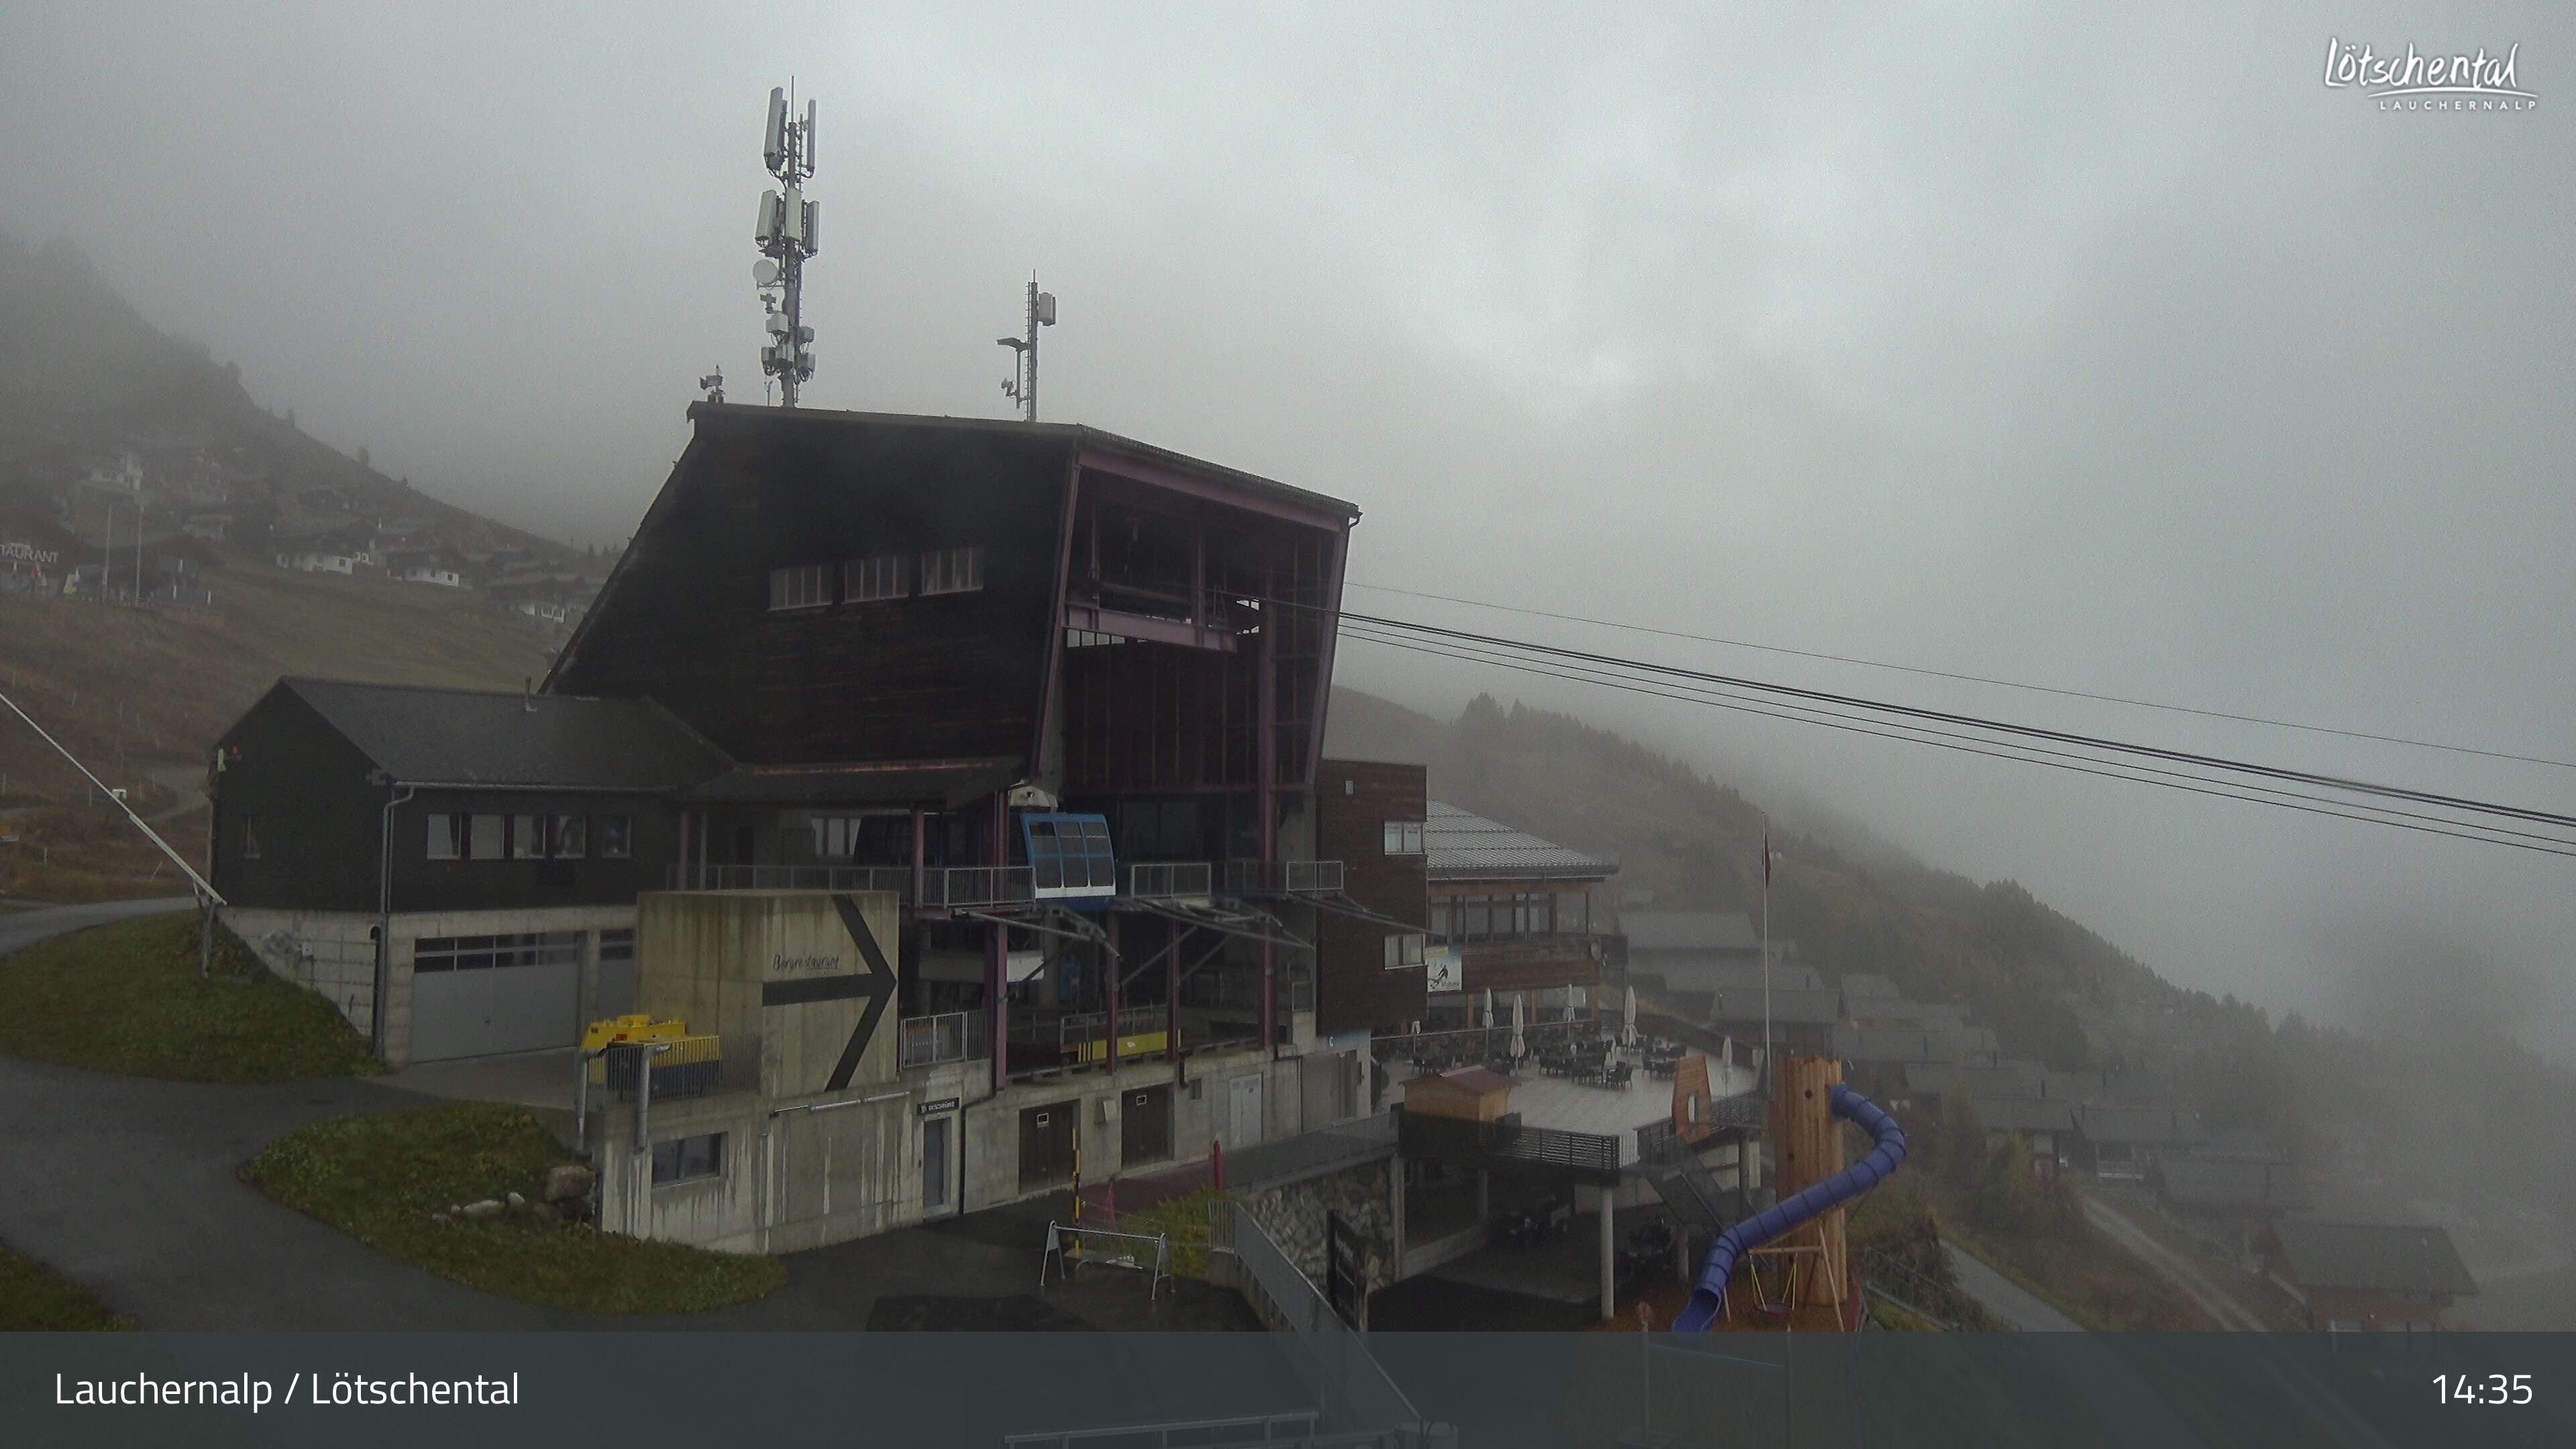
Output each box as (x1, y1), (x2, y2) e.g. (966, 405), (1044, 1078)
(678, 757), (1021, 809)
(1839, 972), (1901, 1000)
(1705, 985), (1841, 1028)
(1646, 959), (1827, 995)
(1427, 1067), (1518, 1095)
(2154, 1157), (2309, 1213)
(1905, 1061), (2051, 1099)
(2078, 1104), (2205, 1147)
(274, 678), (730, 791)
(1968, 1095), (2079, 1136)
(684, 401), (1362, 523)
(1422, 801), (1617, 881)
(1833, 1025), (1966, 1065)
(1621, 910), (1759, 953)
(2271, 1221), (2477, 1297)
(1855, 998), (1973, 1030)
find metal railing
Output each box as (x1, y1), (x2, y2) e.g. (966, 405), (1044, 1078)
(922, 864), (1035, 908)
(897, 1010), (989, 1069)
(1125, 861), (1213, 899)
(666, 862), (914, 895)
(1218, 1202), (1435, 1442)
(595, 1034), (752, 1100)
(1223, 858), (1346, 894)
(1394, 1106), (1622, 1179)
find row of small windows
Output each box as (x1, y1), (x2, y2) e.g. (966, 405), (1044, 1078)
(414, 930), (585, 973)
(1383, 932), (1427, 969)
(768, 546), (985, 612)
(1383, 820), (1426, 855)
(426, 812), (632, 861)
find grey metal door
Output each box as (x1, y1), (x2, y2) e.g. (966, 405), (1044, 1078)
(409, 932), (584, 1061)
(1227, 1074), (1264, 1150)
(922, 1115), (954, 1217)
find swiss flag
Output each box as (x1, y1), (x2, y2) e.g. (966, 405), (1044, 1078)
(1763, 831), (1772, 889)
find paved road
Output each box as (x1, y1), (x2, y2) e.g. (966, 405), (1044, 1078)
(0, 895), (193, 956)
(1941, 1242), (2084, 1331)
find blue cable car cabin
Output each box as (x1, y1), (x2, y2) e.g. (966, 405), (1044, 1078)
(1023, 812), (1116, 906)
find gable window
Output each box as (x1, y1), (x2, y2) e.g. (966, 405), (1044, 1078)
(810, 815), (859, 858)
(596, 814), (632, 859)
(1383, 932), (1426, 969)
(843, 553), (908, 602)
(920, 545), (984, 596)
(550, 814), (588, 859)
(470, 814), (505, 860)
(767, 564), (833, 610)
(511, 814), (546, 859)
(241, 815), (262, 860)
(427, 813), (462, 860)
(1382, 820), (1425, 855)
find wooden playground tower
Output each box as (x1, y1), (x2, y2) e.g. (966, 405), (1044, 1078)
(1721, 1054), (1860, 1332)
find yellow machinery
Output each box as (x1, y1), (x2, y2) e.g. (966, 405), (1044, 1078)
(582, 1013), (686, 1052)
(584, 1016), (723, 1098)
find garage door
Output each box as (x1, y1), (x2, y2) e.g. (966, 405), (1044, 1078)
(411, 931), (584, 1061)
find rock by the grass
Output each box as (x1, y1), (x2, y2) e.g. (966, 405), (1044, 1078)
(430, 1213), (451, 1226)
(531, 1202), (561, 1226)
(461, 1199), (505, 1220)
(506, 1191), (526, 1210)
(543, 1164), (595, 1203)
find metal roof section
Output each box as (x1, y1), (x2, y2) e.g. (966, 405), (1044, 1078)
(274, 678), (730, 792)
(2270, 1220), (2478, 1297)
(682, 400), (1363, 523)
(1619, 910), (1760, 953)
(1421, 800), (1617, 881)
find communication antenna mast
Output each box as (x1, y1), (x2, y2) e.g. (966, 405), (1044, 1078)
(753, 83), (820, 407)
(997, 276), (1057, 422)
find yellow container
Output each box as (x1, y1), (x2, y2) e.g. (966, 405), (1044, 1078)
(582, 1014), (688, 1053)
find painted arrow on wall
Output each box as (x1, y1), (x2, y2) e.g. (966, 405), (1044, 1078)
(826, 894), (899, 1091)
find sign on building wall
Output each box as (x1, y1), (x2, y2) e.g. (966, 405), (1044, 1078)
(635, 890), (903, 1098)
(1422, 944), (1461, 994)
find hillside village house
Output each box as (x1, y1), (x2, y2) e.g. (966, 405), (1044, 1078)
(213, 402), (1398, 1256)
(2261, 1220), (2477, 1332)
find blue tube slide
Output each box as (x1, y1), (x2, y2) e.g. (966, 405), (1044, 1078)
(1672, 1082), (1908, 1331)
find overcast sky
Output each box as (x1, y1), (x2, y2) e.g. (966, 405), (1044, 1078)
(6, 3), (2569, 1055)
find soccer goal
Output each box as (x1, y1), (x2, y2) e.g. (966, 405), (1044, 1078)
(1040, 1222), (1172, 1301)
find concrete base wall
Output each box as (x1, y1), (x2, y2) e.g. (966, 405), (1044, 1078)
(221, 903), (637, 1068)
(1237, 1158), (1397, 1328)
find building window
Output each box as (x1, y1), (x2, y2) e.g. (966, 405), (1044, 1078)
(427, 814), (462, 860)
(511, 814), (545, 859)
(413, 930), (584, 973)
(1383, 932), (1426, 969)
(810, 815), (859, 858)
(470, 814), (504, 859)
(1381, 820), (1425, 855)
(651, 1132), (724, 1186)
(767, 564), (833, 610)
(1555, 890), (1589, 934)
(598, 927), (635, 965)
(597, 814), (631, 859)
(551, 814), (588, 859)
(241, 815), (262, 860)
(843, 553), (908, 602)
(919, 545), (984, 596)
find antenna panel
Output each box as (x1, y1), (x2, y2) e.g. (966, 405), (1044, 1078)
(756, 189), (783, 244)
(801, 200), (819, 255)
(764, 89), (788, 170)
(1036, 291), (1057, 325)
(803, 99), (816, 170)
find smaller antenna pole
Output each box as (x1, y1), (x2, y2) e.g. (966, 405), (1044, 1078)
(1024, 277), (1038, 423)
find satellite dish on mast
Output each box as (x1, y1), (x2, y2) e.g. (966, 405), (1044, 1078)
(754, 259), (780, 286)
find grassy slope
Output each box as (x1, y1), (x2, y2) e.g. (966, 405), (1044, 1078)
(245, 1102), (783, 1314)
(0, 1244), (129, 1330)
(0, 557), (551, 900)
(0, 910), (379, 1080)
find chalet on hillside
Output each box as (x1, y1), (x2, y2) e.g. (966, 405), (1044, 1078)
(2153, 1157), (2310, 1254)
(2078, 1104), (2204, 1178)
(2261, 1220), (2477, 1331)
